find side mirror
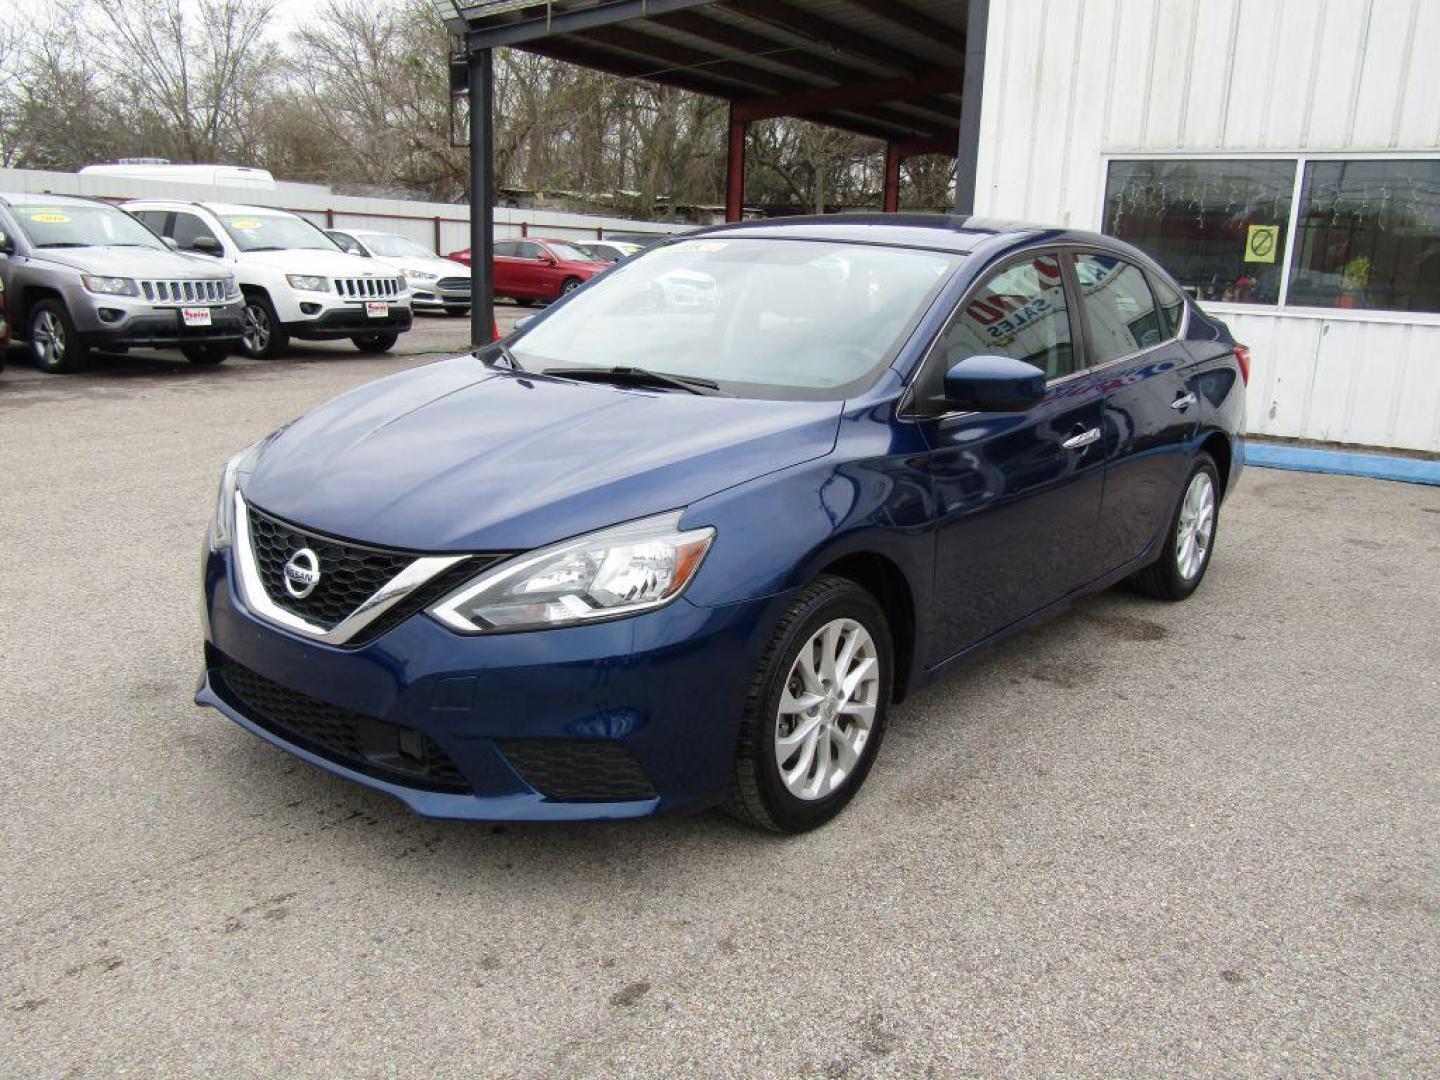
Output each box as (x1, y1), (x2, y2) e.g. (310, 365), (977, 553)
(538, 253), (557, 266)
(347, 245), (366, 256)
(0, 230), (13, 256)
(161, 236), (179, 251)
(941, 354), (1046, 412)
(191, 235), (223, 256)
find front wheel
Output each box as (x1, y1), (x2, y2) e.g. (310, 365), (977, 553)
(1130, 453), (1220, 601)
(29, 300), (91, 373)
(444, 307), (471, 318)
(182, 343), (230, 366)
(239, 294), (289, 359)
(351, 332), (398, 353)
(560, 277), (582, 296)
(724, 576), (892, 833)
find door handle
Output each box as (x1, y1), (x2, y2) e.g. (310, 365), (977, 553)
(1171, 391), (1198, 411)
(1062, 426), (1101, 450)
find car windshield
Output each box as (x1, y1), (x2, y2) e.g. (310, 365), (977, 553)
(219, 213), (339, 252)
(512, 237), (962, 400)
(13, 202), (166, 250)
(545, 241), (601, 262)
(364, 234), (435, 259)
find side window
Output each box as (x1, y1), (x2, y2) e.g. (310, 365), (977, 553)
(517, 242), (544, 260)
(330, 231), (359, 252)
(493, 240), (517, 257)
(1073, 253), (1164, 363)
(131, 210), (170, 236)
(1148, 271), (1186, 337)
(937, 253), (1074, 381)
(171, 211), (222, 254)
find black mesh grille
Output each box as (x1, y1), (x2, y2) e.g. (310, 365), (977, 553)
(248, 505), (413, 630)
(215, 652), (470, 793)
(495, 739), (656, 802)
(437, 277), (471, 291)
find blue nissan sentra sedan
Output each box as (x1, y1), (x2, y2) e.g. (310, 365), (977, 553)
(197, 215), (1247, 833)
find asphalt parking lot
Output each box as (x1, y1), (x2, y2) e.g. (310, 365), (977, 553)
(2, 320), (1437, 1077)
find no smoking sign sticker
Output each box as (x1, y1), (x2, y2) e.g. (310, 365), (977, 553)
(1246, 224), (1279, 264)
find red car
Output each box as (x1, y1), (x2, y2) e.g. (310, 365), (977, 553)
(445, 237), (604, 305)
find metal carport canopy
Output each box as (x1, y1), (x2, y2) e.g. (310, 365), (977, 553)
(432, 0), (987, 347)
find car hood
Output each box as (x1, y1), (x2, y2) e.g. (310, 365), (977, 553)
(375, 255), (468, 277)
(242, 356), (842, 552)
(240, 249), (389, 276)
(31, 246), (230, 278)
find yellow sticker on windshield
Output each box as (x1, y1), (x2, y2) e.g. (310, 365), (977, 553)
(670, 240), (728, 252)
(227, 218), (263, 230)
(29, 211), (70, 224)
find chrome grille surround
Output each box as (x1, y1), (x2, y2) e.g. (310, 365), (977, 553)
(139, 278), (234, 304)
(332, 276), (404, 300)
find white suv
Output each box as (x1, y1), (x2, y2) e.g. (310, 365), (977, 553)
(122, 201), (412, 358)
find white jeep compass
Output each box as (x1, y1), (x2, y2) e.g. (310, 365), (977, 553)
(122, 200), (412, 358)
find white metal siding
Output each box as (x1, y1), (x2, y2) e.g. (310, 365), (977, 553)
(975, 0), (1440, 452)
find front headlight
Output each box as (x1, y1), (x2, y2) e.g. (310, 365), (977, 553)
(429, 511), (714, 633)
(286, 274), (330, 292)
(81, 275), (137, 296)
(408, 270), (437, 281)
(208, 439), (270, 550)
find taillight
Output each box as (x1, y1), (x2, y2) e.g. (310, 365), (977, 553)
(1233, 344), (1251, 385)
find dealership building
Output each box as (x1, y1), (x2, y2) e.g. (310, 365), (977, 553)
(443, 0), (1438, 453)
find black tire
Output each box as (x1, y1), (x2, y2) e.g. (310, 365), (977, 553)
(560, 277), (582, 295)
(28, 299), (91, 373)
(351, 332), (398, 353)
(182, 343), (230, 366)
(514, 297), (536, 307)
(723, 575), (893, 833)
(239, 292), (289, 359)
(444, 307), (471, 318)
(1130, 452), (1220, 601)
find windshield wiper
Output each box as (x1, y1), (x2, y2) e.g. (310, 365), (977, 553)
(36, 242), (89, 248)
(243, 245), (284, 252)
(543, 366), (725, 396)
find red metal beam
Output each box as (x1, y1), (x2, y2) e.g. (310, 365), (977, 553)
(883, 143), (901, 213)
(730, 67), (962, 124)
(726, 105), (746, 223)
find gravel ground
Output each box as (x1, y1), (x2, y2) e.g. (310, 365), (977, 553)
(1, 319), (1437, 1078)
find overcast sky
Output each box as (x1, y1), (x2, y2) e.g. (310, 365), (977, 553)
(7, 0), (403, 43)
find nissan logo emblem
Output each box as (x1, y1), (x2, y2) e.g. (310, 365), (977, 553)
(283, 548), (321, 599)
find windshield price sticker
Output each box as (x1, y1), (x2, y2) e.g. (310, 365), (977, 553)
(227, 218), (264, 230)
(365, 301), (388, 318)
(29, 211), (70, 223)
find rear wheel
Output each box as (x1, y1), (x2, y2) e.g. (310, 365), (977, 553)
(29, 300), (90, 373)
(724, 576), (892, 833)
(182, 343), (230, 366)
(239, 293), (289, 359)
(351, 332), (398, 353)
(514, 297), (536, 308)
(1130, 453), (1219, 601)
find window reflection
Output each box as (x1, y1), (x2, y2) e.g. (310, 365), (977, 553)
(1104, 159), (1295, 305)
(1288, 159), (1440, 313)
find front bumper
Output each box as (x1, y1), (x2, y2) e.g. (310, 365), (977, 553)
(411, 283), (471, 311)
(284, 304), (414, 340)
(76, 299), (245, 348)
(197, 545), (781, 821)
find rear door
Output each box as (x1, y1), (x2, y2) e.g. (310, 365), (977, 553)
(917, 249), (1108, 663)
(491, 240), (522, 296)
(1071, 250), (1199, 573)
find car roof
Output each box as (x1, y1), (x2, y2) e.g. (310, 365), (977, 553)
(121, 199), (297, 217)
(684, 214), (1049, 254)
(0, 192), (119, 208)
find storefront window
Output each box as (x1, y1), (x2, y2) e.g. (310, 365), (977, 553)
(1103, 159), (1296, 305)
(1288, 160), (1440, 314)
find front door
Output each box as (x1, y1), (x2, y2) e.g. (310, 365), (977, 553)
(1070, 252), (1199, 573)
(916, 251), (1107, 665)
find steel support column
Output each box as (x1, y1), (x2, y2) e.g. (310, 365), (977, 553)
(883, 143), (902, 213)
(468, 48), (495, 346)
(726, 105), (747, 223)
(954, 0), (989, 215)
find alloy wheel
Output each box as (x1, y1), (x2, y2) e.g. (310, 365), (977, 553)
(32, 309), (65, 366)
(1176, 471), (1216, 580)
(242, 303), (271, 354)
(774, 617), (880, 801)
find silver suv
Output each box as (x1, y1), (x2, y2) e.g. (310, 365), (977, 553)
(0, 193), (244, 373)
